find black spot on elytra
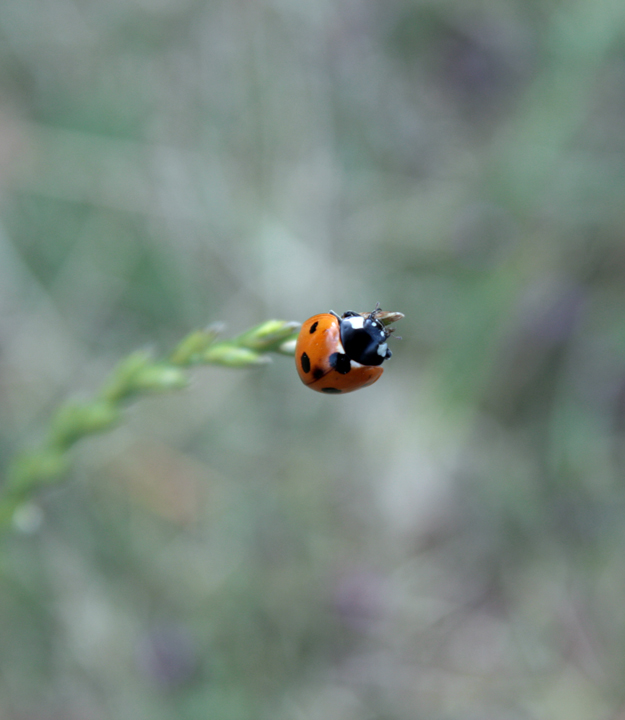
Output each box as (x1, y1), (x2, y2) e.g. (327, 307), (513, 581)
(329, 352), (351, 374)
(321, 387), (342, 394)
(312, 366), (325, 380)
(309, 321), (318, 334)
(300, 352), (311, 374)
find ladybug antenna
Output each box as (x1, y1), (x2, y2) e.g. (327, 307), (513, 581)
(329, 310), (341, 321)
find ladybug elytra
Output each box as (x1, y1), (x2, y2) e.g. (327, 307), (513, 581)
(295, 307), (402, 394)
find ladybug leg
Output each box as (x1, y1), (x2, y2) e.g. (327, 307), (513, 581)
(369, 304), (383, 320)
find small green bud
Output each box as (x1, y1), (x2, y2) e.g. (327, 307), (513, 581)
(130, 364), (189, 392)
(101, 352), (188, 400)
(202, 343), (271, 367)
(376, 310), (404, 327)
(49, 400), (121, 448)
(100, 351), (155, 403)
(5, 449), (70, 496)
(233, 320), (301, 352)
(276, 338), (297, 356)
(169, 324), (223, 365)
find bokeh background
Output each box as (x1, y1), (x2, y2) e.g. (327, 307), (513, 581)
(1, 0), (625, 718)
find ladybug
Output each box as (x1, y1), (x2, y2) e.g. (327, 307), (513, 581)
(295, 307), (402, 394)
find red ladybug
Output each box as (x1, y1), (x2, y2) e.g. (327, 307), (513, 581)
(295, 307), (401, 394)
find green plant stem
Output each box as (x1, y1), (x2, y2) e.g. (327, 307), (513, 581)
(0, 319), (299, 530)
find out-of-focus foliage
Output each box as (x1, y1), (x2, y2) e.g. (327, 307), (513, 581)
(1, 0), (625, 718)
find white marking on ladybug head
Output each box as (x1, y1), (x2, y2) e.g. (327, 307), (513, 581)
(345, 316), (365, 330)
(377, 342), (388, 357)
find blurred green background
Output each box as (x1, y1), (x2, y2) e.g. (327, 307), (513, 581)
(2, 0), (625, 718)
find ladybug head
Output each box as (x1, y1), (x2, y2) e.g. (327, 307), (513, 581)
(338, 310), (393, 367)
